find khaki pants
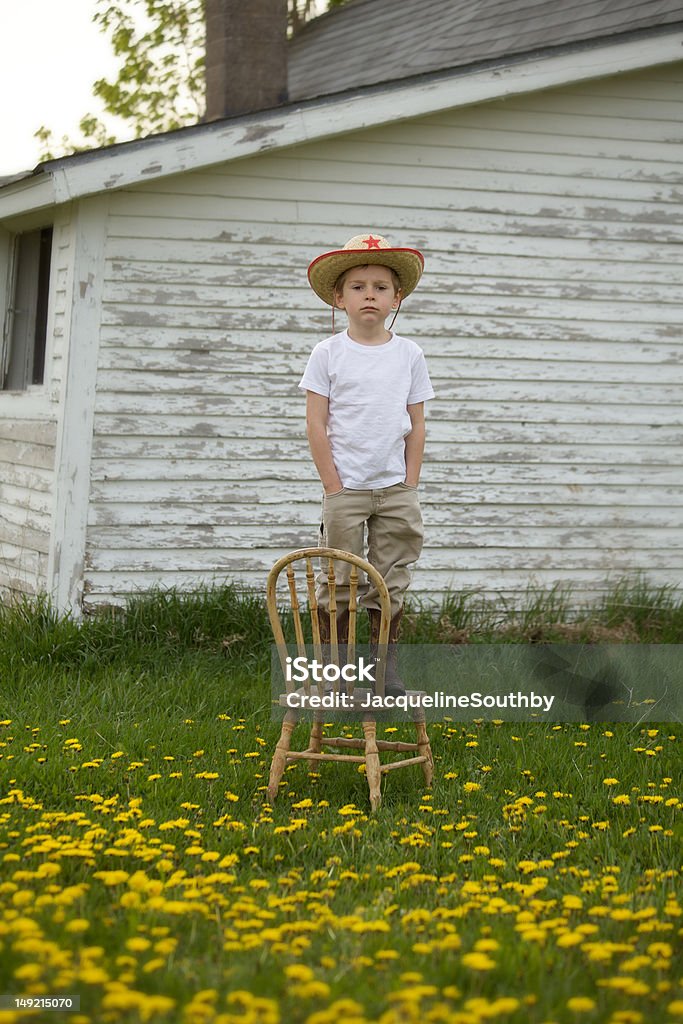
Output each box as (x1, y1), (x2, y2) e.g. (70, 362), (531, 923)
(317, 483), (424, 617)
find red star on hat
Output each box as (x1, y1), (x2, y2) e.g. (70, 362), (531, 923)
(363, 235), (382, 249)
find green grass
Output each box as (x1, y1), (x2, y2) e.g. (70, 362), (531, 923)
(0, 579), (681, 1024)
(401, 576), (683, 644)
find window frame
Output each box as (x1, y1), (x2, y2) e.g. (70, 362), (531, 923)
(1, 222), (54, 393)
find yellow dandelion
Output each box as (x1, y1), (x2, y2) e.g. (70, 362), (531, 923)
(78, 966), (109, 985)
(291, 981), (331, 1000)
(93, 870), (129, 886)
(461, 952), (495, 971)
(285, 964), (315, 982)
(474, 939), (500, 952)
(442, 985), (461, 999)
(14, 963), (43, 982)
(11, 890), (34, 908)
(142, 958), (166, 973)
(647, 942), (672, 957)
(567, 997), (596, 1012)
(65, 919), (89, 934)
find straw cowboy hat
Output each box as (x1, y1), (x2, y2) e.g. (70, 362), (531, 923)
(308, 233), (424, 306)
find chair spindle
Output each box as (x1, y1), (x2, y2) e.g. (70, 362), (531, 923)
(305, 557), (322, 664)
(327, 557), (339, 664)
(287, 564), (307, 663)
(348, 564), (358, 676)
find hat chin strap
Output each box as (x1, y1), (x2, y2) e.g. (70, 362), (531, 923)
(389, 298), (402, 332)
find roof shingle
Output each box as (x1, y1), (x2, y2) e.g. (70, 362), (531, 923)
(288, 0), (683, 100)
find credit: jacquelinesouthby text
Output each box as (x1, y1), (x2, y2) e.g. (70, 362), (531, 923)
(283, 689), (556, 712)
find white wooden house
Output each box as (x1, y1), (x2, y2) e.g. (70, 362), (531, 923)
(0, 0), (682, 612)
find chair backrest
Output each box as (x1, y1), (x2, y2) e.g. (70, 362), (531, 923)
(266, 547), (391, 696)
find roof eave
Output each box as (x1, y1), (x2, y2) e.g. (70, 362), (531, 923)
(1, 28), (681, 220)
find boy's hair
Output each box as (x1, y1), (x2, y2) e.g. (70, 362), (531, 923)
(333, 264), (401, 299)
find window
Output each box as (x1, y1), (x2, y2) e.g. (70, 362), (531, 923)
(2, 226), (53, 390)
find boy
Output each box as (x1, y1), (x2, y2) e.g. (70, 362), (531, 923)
(299, 233), (434, 695)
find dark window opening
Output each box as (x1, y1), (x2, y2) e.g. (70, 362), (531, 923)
(2, 226), (53, 390)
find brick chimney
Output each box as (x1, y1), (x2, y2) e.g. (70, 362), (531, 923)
(205, 0), (289, 121)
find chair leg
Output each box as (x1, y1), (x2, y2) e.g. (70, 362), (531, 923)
(308, 713), (324, 769)
(368, 607), (406, 696)
(362, 716), (382, 811)
(414, 712), (433, 787)
(268, 710), (297, 803)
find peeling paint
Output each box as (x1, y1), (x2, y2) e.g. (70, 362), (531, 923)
(188, 422), (220, 436)
(141, 163), (163, 176)
(80, 274), (94, 299)
(239, 123), (285, 144)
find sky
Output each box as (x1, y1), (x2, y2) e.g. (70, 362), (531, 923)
(0, 0), (130, 176)
(0, 0), (329, 178)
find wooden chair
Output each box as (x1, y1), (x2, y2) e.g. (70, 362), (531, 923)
(266, 547), (433, 811)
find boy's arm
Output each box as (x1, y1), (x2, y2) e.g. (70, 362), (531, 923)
(404, 402), (426, 487)
(305, 391), (343, 494)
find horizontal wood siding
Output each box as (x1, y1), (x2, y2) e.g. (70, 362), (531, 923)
(0, 210), (72, 599)
(88, 63), (683, 608)
(0, 418), (57, 598)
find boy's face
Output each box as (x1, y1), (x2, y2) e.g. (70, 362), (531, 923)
(335, 265), (400, 328)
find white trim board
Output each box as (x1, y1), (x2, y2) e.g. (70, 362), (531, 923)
(1, 32), (681, 220)
(46, 196), (108, 615)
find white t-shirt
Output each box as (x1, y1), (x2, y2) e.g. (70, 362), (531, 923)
(299, 330), (435, 489)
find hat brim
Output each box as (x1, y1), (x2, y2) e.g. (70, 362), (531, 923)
(308, 247), (424, 306)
